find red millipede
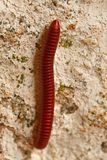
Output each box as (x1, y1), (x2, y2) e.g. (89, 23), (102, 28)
(34, 20), (60, 149)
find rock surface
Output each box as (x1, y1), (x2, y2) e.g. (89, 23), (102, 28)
(0, 0), (107, 160)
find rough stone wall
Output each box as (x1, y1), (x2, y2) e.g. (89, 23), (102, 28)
(0, 0), (107, 160)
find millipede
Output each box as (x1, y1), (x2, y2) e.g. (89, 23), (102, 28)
(34, 20), (60, 149)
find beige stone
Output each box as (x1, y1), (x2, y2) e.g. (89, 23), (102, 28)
(0, 0), (107, 159)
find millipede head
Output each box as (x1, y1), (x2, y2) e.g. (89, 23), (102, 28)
(50, 20), (60, 30)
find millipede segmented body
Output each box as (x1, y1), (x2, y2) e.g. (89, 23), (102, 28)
(34, 20), (60, 149)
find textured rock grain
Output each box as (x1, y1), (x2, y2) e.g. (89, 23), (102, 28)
(0, 0), (107, 160)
